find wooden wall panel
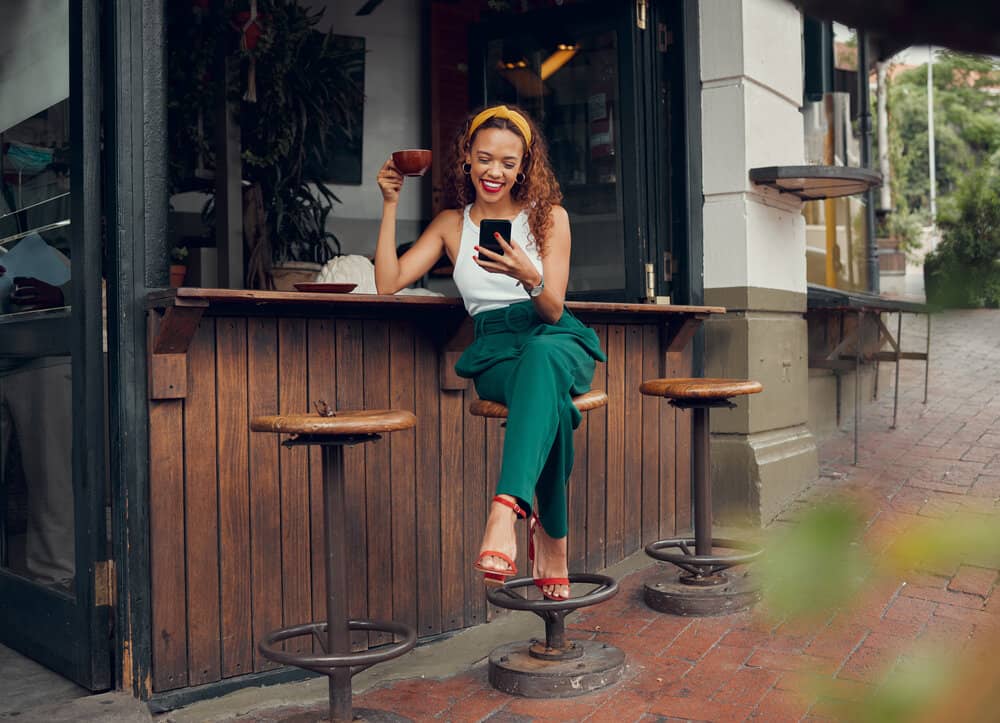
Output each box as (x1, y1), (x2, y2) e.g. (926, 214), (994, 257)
(277, 319), (311, 656)
(335, 320), (368, 650)
(148, 310), (693, 692)
(604, 325), (626, 566)
(623, 325), (644, 554)
(414, 331), (443, 637)
(247, 318), (282, 670)
(306, 319), (337, 647)
(462, 409), (486, 627)
(586, 324), (608, 571)
(149, 397), (187, 692)
(215, 318), (252, 677)
(640, 324), (661, 544)
(363, 320), (393, 646)
(183, 319), (221, 686)
(389, 322), (418, 639)
(567, 387), (589, 572)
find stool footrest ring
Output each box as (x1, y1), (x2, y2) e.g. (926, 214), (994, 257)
(486, 573), (618, 612)
(645, 537), (762, 575)
(258, 619), (416, 676)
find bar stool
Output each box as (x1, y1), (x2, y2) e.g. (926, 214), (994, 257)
(250, 407), (418, 723)
(639, 378), (764, 616)
(470, 390), (626, 698)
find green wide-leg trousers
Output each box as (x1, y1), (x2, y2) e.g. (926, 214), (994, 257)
(456, 303), (605, 538)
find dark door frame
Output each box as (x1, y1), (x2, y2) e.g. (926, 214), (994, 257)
(104, 0), (165, 699)
(0, 0), (111, 691)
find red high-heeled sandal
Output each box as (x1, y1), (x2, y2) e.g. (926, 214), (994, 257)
(474, 495), (526, 586)
(528, 514), (570, 601)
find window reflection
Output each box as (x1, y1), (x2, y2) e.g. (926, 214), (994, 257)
(0, 99), (75, 594)
(486, 30), (626, 294)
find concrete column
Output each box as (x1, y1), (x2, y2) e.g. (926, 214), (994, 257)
(700, 0), (817, 524)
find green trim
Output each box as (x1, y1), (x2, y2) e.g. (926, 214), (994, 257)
(705, 286), (807, 313)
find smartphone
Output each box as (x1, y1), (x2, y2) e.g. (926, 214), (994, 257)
(479, 219), (512, 256)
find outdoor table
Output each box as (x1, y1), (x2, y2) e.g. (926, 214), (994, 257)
(142, 287), (724, 698)
(806, 284), (931, 463)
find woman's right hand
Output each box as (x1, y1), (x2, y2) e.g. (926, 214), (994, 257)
(376, 158), (404, 203)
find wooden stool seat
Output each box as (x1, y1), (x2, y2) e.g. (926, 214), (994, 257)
(250, 409), (416, 437)
(249, 407), (417, 722)
(469, 390), (608, 419)
(639, 378), (763, 401)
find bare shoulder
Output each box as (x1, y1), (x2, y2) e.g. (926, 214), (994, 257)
(548, 204), (570, 224)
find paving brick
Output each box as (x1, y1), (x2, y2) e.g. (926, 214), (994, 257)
(948, 565), (998, 599)
(660, 624), (726, 662)
(883, 595), (937, 625)
(647, 694), (754, 723)
(711, 666), (780, 708)
(899, 583), (985, 609)
(749, 688), (812, 721)
(838, 644), (900, 684)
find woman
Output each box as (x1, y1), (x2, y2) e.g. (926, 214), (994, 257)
(374, 105), (605, 601)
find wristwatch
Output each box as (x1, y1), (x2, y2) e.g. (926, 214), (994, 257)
(528, 273), (545, 298)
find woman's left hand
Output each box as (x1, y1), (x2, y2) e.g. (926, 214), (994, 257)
(474, 233), (542, 288)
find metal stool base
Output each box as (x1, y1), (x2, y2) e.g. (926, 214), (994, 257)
(644, 568), (760, 616)
(488, 639), (625, 698)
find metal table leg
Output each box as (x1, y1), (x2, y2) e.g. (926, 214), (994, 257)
(892, 311), (903, 429)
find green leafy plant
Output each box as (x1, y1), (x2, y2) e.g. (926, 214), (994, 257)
(170, 246), (189, 265)
(167, 0), (363, 284)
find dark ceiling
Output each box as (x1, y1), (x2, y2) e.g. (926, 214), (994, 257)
(795, 0), (1000, 58)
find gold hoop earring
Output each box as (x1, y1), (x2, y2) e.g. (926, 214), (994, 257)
(462, 163), (471, 175)
(515, 172), (526, 184)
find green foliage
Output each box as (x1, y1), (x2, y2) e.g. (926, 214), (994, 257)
(759, 502), (870, 621)
(759, 501), (1000, 721)
(167, 1), (362, 266)
(888, 52), (1000, 215)
(925, 166), (1000, 307)
(170, 246), (189, 264)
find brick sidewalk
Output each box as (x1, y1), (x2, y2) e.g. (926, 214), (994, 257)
(230, 309), (1000, 723)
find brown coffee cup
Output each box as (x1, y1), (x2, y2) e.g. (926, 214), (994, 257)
(391, 149), (432, 177)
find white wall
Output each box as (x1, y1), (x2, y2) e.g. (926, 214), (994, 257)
(0, 0), (69, 133)
(314, 0), (427, 253)
(700, 0), (806, 295)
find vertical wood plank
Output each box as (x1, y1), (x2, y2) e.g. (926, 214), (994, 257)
(306, 319), (336, 649)
(336, 320), (368, 650)
(414, 331), (443, 637)
(462, 403), (486, 627)
(363, 320), (393, 646)
(389, 322), (418, 638)
(216, 317), (252, 678)
(484, 417), (505, 620)
(149, 398), (188, 691)
(183, 318), (221, 685)
(640, 324), (661, 545)
(278, 318), (311, 655)
(247, 317), (282, 670)
(568, 394), (588, 571)
(604, 325), (626, 565)
(439, 389), (464, 632)
(659, 328), (678, 539)
(623, 325), (644, 554)
(673, 343), (693, 534)
(586, 324), (608, 571)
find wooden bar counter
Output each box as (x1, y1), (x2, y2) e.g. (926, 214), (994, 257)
(144, 288), (724, 693)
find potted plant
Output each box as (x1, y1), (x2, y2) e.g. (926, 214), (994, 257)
(169, 246), (189, 288)
(167, 1), (362, 289)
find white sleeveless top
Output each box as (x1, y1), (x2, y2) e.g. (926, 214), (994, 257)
(452, 205), (543, 316)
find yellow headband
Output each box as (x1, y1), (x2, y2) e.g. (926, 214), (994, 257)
(467, 105), (532, 148)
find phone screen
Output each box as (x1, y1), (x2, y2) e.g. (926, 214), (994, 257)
(479, 219), (512, 256)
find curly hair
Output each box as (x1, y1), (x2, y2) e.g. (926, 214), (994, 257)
(442, 105), (562, 257)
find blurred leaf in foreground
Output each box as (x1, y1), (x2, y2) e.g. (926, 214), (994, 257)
(758, 500), (872, 621)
